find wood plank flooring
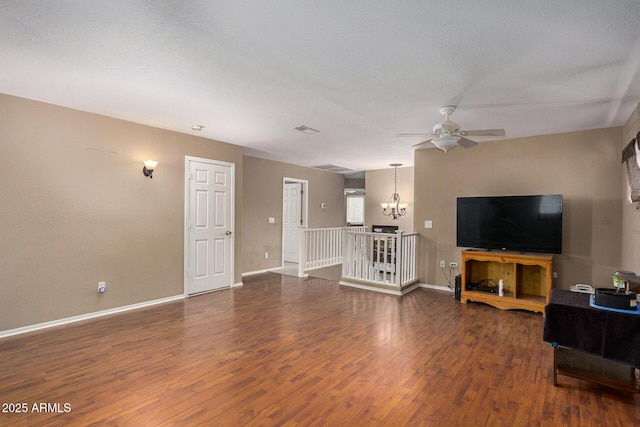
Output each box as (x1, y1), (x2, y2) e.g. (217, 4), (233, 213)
(1, 273), (639, 426)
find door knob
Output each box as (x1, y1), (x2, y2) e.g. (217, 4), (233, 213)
(226, 230), (233, 235)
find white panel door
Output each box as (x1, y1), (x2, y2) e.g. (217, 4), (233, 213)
(187, 159), (233, 294)
(283, 182), (302, 263)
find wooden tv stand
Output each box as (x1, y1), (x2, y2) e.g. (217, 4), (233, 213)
(460, 250), (552, 314)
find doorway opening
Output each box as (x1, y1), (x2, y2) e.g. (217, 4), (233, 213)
(280, 177), (308, 276)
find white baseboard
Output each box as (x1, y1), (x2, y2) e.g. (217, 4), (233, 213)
(420, 283), (454, 293)
(0, 294), (185, 339)
(339, 281), (421, 296)
(242, 268), (275, 277)
(401, 282), (421, 295)
(339, 280), (403, 296)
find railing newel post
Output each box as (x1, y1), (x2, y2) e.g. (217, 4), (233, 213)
(297, 226), (307, 277)
(395, 230), (404, 286)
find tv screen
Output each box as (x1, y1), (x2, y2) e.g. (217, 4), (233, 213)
(456, 194), (563, 254)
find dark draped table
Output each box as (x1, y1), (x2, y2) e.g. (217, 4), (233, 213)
(543, 289), (640, 367)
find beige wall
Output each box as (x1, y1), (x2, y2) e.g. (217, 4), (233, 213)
(3, 90), (634, 332)
(345, 177), (365, 189)
(0, 94), (244, 331)
(412, 128), (623, 290)
(242, 156), (346, 273)
(365, 166), (414, 232)
(622, 102), (640, 273)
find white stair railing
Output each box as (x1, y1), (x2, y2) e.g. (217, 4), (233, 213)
(342, 230), (418, 287)
(297, 226), (367, 277)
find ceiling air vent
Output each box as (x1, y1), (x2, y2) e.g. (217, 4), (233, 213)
(294, 125), (319, 134)
(312, 164), (356, 174)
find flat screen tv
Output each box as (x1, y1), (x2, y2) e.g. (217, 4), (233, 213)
(456, 194), (563, 254)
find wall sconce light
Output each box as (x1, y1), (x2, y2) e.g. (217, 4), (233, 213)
(143, 160), (158, 179)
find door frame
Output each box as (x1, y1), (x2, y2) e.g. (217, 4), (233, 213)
(281, 177), (308, 267)
(184, 155), (235, 296)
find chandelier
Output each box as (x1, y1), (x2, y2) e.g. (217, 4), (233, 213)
(381, 163), (407, 220)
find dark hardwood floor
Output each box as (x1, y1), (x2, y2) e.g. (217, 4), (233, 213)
(1, 273), (638, 426)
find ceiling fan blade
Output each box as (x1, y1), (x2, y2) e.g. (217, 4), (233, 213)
(412, 139), (435, 149)
(458, 137), (478, 148)
(396, 132), (432, 137)
(462, 129), (506, 137)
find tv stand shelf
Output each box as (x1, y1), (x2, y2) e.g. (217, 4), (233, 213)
(461, 250), (552, 314)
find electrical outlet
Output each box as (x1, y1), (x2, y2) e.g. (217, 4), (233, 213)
(449, 262), (458, 268)
(440, 260), (446, 268)
(553, 272), (557, 279)
(265, 252), (269, 259)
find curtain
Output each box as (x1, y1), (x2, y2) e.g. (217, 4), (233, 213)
(622, 132), (640, 203)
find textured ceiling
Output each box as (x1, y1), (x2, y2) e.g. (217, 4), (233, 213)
(2, 1), (640, 172)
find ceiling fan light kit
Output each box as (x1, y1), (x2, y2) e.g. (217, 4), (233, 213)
(432, 135), (460, 153)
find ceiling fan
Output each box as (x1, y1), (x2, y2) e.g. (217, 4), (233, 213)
(398, 106), (505, 152)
